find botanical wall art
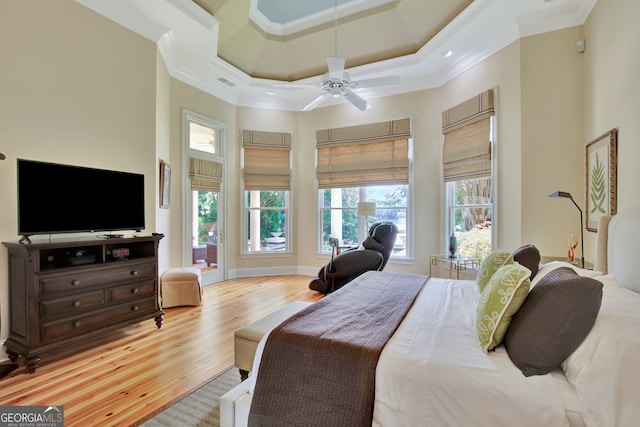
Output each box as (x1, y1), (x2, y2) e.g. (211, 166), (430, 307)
(160, 160), (171, 209)
(585, 128), (617, 232)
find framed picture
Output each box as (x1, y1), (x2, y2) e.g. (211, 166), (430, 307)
(160, 160), (171, 209)
(585, 128), (617, 232)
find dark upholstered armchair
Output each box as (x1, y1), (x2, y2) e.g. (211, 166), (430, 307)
(309, 221), (398, 294)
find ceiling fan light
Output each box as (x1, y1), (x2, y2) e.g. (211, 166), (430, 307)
(330, 87), (342, 98)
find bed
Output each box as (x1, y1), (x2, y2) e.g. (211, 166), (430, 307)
(221, 205), (640, 427)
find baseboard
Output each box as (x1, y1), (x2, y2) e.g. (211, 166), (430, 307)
(228, 265), (318, 279)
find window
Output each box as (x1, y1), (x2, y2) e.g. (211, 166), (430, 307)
(241, 130), (292, 254)
(195, 190), (218, 245)
(315, 118), (412, 259)
(442, 90), (495, 260)
(319, 185), (408, 255)
(447, 177), (492, 259)
(189, 120), (222, 155)
(245, 190), (288, 252)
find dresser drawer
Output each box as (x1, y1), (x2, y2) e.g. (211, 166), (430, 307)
(40, 262), (156, 297)
(41, 296), (158, 343)
(110, 280), (155, 303)
(40, 290), (107, 321)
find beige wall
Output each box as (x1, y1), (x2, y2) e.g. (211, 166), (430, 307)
(1, 0), (639, 346)
(293, 89), (443, 277)
(439, 41), (523, 253)
(234, 107), (299, 275)
(582, 0), (640, 255)
(155, 52), (172, 272)
(0, 0), (157, 343)
(167, 80), (237, 271)
(520, 27), (585, 259)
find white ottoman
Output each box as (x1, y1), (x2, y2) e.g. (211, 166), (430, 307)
(160, 267), (203, 308)
(234, 301), (312, 380)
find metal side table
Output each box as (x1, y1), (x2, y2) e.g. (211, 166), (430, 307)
(430, 254), (480, 279)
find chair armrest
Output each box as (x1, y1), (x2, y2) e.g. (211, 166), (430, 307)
(322, 250), (383, 280)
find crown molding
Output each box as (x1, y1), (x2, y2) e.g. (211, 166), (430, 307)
(76, 0), (596, 112)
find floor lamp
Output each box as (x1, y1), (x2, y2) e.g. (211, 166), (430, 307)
(357, 202), (376, 241)
(549, 191), (585, 268)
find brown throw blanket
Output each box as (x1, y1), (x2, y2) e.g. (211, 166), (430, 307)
(248, 271), (426, 427)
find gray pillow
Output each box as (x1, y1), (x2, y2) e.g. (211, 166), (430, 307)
(504, 267), (602, 377)
(512, 244), (540, 280)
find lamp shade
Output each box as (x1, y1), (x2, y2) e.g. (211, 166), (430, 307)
(357, 202), (376, 216)
(549, 191), (573, 199)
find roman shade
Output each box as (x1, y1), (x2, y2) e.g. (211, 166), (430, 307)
(442, 90), (494, 181)
(316, 118), (411, 189)
(190, 158), (223, 192)
(242, 130), (292, 191)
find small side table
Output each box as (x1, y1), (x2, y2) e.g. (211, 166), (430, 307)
(430, 254), (480, 279)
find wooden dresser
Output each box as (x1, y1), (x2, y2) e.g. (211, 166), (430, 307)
(2, 235), (164, 373)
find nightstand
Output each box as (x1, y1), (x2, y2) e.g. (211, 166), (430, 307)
(540, 256), (593, 270)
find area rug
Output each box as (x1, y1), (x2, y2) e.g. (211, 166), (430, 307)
(140, 367), (241, 427)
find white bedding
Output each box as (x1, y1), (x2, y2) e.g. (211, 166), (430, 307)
(247, 276), (587, 427)
(373, 277), (575, 427)
(561, 274), (640, 427)
(231, 208), (640, 427)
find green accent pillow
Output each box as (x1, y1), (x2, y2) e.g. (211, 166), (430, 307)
(475, 263), (531, 352)
(476, 250), (514, 293)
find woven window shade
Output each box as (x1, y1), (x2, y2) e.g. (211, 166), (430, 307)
(190, 158), (223, 192)
(442, 90), (494, 182)
(316, 118), (411, 189)
(242, 130), (291, 191)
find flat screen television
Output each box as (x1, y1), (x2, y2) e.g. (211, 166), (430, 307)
(17, 159), (145, 240)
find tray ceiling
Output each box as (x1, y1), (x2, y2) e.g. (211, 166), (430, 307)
(75, 0), (597, 111)
(193, 0), (472, 81)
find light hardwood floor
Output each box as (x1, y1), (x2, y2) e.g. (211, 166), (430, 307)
(0, 275), (322, 426)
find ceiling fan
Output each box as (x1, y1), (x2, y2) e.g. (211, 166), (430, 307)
(274, 1), (400, 112)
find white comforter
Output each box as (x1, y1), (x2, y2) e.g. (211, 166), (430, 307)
(373, 277), (572, 427)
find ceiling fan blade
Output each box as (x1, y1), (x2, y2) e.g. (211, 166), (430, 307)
(351, 75), (400, 89)
(327, 56), (345, 79)
(342, 90), (371, 111)
(302, 92), (331, 111)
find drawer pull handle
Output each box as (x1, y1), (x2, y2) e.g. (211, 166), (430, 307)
(131, 288), (139, 295)
(73, 301), (81, 308)
(132, 305), (139, 312)
(131, 270), (138, 277)
(73, 321), (81, 328)
(72, 280), (81, 287)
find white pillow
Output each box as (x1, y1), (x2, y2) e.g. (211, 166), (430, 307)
(561, 274), (640, 427)
(530, 261), (602, 288)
